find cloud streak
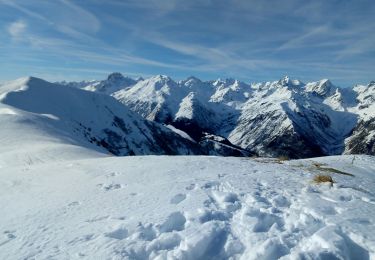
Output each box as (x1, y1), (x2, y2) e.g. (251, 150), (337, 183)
(7, 20), (27, 38)
(0, 0), (374, 86)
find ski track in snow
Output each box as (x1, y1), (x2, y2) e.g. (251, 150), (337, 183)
(0, 156), (374, 259)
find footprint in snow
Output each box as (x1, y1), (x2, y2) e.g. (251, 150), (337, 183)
(201, 181), (221, 190)
(185, 183), (196, 190)
(105, 227), (128, 240)
(158, 212), (186, 233)
(246, 208), (285, 233)
(68, 234), (96, 245)
(339, 195), (353, 202)
(170, 193), (186, 204)
(106, 172), (119, 177)
(68, 201), (80, 207)
(0, 231), (16, 247)
(4, 230), (16, 239)
(97, 183), (124, 191)
(132, 223), (157, 241)
(210, 190), (241, 212)
(85, 215), (110, 223)
(271, 194), (291, 208)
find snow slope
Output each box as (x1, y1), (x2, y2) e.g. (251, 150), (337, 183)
(70, 73), (374, 158)
(0, 153), (374, 259)
(0, 77), (214, 167)
(345, 82), (375, 155)
(229, 77), (358, 157)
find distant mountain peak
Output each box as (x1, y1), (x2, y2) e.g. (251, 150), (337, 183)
(320, 78), (333, 86)
(212, 78), (237, 87)
(305, 79), (334, 97)
(184, 76), (201, 83)
(152, 74), (172, 81)
(277, 76), (303, 87)
(107, 72), (125, 81)
(186, 76), (200, 81)
(280, 75), (290, 84)
(16, 76), (53, 89)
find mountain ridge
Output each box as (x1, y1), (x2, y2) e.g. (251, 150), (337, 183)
(59, 72), (374, 158)
(0, 76), (251, 167)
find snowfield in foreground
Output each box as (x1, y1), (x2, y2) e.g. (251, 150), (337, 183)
(1, 154), (375, 259)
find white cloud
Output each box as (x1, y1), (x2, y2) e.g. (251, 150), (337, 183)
(7, 20), (27, 38)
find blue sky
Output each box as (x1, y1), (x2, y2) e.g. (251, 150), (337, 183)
(0, 0), (374, 86)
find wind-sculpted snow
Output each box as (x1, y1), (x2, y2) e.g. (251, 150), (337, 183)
(1, 155), (374, 259)
(67, 73), (375, 158)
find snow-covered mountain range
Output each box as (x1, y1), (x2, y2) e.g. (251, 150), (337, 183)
(59, 73), (375, 158)
(0, 77), (251, 167)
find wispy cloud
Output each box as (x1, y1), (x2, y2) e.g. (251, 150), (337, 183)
(0, 0), (374, 86)
(2, 0), (100, 39)
(276, 25), (331, 51)
(7, 20), (27, 38)
(3, 30), (191, 71)
(1, 1), (180, 70)
(1, 0), (50, 22)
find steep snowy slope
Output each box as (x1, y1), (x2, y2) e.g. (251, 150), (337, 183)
(228, 78), (323, 158)
(229, 77), (358, 157)
(1, 153), (375, 259)
(112, 75), (248, 154)
(345, 81), (375, 154)
(113, 77), (245, 139)
(113, 75), (183, 122)
(173, 92), (219, 138)
(209, 78), (251, 105)
(0, 77), (215, 167)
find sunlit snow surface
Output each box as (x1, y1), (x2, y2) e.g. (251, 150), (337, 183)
(0, 155), (374, 259)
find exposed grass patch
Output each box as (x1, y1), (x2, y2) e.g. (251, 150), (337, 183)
(313, 174), (335, 185)
(276, 155), (290, 164)
(278, 155), (289, 161)
(252, 158), (276, 163)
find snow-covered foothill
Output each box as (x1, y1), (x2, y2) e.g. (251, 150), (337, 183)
(0, 76), (208, 167)
(0, 76), (254, 168)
